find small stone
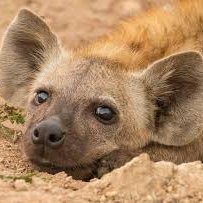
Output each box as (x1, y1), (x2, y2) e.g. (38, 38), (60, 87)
(66, 192), (77, 198)
(32, 177), (46, 187)
(90, 178), (98, 182)
(100, 195), (106, 202)
(65, 176), (73, 182)
(167, 186), (173, 192)
(106, 191), (117, 197)
(13, 179), (28, 191)
(0, 158), (4, 163)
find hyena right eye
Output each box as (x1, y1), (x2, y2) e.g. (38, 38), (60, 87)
(94, 106), (116, 124)
(34, 91), (49, 105)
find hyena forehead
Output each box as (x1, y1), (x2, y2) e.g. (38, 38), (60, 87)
(34, 57), (130, 94)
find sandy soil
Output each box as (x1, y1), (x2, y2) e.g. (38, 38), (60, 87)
(1, 0), (203, 202)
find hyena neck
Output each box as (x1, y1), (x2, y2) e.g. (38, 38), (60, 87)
(75, 0), (203, 70)
(142, 136), (203, 164)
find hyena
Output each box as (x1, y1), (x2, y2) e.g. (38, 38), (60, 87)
(1, 0), (203, 180)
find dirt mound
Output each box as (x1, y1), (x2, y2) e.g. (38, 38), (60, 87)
(1, 154), (203, 202)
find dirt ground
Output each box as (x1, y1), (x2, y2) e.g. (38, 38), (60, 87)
(1, 0), (203, 202)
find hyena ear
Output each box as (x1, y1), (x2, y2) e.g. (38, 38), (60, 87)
(140, 51), (203, 146)
(0, 9), (61, 107)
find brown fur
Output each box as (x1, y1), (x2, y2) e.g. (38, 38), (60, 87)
(1, 1), (203, 180)
(76, 0), (203, 69)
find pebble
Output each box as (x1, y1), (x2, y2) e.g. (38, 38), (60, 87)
(13, 179), (29, 191)
(32, 177), (46, 187)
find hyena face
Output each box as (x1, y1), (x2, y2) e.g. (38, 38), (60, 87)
(24, 57), (152, 179)
(1, 9), (203, 180)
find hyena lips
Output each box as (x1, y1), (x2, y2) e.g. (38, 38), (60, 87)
(1, 0), (203, 180)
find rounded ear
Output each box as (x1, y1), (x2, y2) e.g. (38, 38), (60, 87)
(141, 51), (203, 146)
(0, 9), (62, 107)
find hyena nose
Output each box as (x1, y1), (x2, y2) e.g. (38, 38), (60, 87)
(32, 118), (65, 149)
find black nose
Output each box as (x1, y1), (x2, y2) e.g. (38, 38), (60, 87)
(32, 118), (65, 149)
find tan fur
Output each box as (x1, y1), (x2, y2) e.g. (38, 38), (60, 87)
(76, 0), (203, 69)
(1, 1), (203, 180)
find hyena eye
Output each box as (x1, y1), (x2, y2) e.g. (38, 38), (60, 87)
(34, 91), (49, 105)
(95, 106), (116, 124)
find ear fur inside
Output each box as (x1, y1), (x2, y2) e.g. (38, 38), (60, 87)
(0, 9), (61, 107)
(141, 51), (203, 146)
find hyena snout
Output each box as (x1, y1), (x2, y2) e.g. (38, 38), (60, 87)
(32, 118), (65, 149)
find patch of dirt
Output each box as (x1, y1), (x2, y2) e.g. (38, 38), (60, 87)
(1, 0), (203, 202)
(1, 154), (203, 202)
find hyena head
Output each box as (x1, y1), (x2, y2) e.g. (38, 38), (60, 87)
(1, 9), (203, 180)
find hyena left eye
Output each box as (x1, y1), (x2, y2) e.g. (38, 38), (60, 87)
(34, 91), (49, 105)
(95, 106), (116, 124)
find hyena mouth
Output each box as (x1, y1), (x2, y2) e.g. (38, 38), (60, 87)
(30, 158), (101, 181)
(30, 152), (120, 181)
(28, 148), (120, 180)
